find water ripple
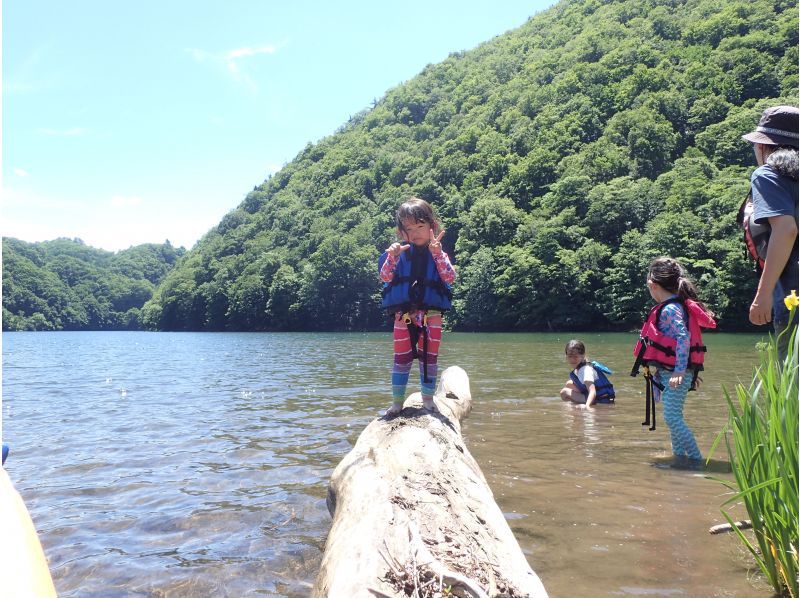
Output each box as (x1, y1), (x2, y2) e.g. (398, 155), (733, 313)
(3, 330), (766, 597)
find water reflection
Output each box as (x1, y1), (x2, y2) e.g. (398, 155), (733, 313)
(560, 402), (607, 457)
(452, 331), (767, 597)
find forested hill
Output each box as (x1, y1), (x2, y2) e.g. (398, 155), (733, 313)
(141, 0), (797, 332)
(3, 238), (184, 331)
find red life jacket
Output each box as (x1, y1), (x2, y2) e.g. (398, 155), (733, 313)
(736, 191), (770, 274)
(631, 297), (717, 375)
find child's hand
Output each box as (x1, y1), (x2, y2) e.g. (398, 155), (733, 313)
(387, 242), (410, 257)
(669, 373), (684, 388)
(429, 229), (445, 255)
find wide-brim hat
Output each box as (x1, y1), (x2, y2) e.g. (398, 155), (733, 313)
(742, 105), (799, 148)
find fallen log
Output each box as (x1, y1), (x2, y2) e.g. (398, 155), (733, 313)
(313, 366), (548, 597)
(709, 520), (753, 535)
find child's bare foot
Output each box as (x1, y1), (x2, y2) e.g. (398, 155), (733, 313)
(385, 402), (403, 416)
(422, 398), (437, 412)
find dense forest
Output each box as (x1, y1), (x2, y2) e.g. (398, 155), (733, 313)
(2, 238), (184, 330)
(5, 0), (798, 332)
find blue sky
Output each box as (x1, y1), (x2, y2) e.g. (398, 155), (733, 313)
(3, 1), (555, 252)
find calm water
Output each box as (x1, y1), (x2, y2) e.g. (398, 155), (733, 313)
(2, 330), (772, 597)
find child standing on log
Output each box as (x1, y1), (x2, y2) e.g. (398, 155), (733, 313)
(379, 198), (456, 415)
(633, 257), (716, 466)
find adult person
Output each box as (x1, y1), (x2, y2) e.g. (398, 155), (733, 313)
(741, 105), (799, 353)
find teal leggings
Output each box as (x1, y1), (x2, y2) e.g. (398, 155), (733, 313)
(657, 372), (702, 460)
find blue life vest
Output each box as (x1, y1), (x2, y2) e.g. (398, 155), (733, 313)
(569, 361), (616, 403)
(380, 246), (452, 313)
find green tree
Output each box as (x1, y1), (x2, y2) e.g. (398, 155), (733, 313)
(122, 0), (797, 334)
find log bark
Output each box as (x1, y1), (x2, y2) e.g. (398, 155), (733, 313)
(313, 366), (548, 597)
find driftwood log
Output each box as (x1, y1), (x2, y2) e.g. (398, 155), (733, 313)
(709, 520), (753, 534)
(313, 366), (548, 597)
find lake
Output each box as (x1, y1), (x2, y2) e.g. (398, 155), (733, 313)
(2, 330), (771, 596)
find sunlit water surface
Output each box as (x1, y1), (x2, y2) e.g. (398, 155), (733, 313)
(2, 331), (770, 596)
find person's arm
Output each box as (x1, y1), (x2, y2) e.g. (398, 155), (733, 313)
(428, 229), (456, 284)
(580, 365), (597, 407)
(585, 382), (597, 407)
(380, 253), (398, 282)
(380, 243), (409, 283)
(750, 215), (798, 325)
(660, 303), (689, 388)
(432, 252), (456, 284)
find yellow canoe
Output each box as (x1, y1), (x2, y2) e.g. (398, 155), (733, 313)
(0, 467), (57, 597)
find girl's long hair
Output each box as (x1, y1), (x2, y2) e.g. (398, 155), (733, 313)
(648, 256), (715, 318)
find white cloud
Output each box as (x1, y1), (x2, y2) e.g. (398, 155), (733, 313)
(5, 46), (63, 94)
(37, 127), (87, 137)
(225, 45), (278, 75)
(188, 42), (284, 90)
(110, 195), (143, 208)
(225, 45), (278, 60)
(1, 215), (69, 244)
(78, 204), (220, 251)
(1, 186), (83, 210)
(1, 185), (223, 252)
(1, 187), (89, 243)
(13, 167), (29, 178)
(188, 48), (212, 63)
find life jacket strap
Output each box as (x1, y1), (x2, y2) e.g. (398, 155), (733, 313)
(643, 337), (676, 357)
(383, 277), (453, 299)
(421, 323), (430, 383)
(641, 367), (663, 431)
(630, 338), (647, 377)
(688, 365), (705, 391)
(401, 312), (431, 383)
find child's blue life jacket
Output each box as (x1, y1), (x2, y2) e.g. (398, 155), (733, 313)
(380, 245), (452, 313)
(569, 361), (616, 403)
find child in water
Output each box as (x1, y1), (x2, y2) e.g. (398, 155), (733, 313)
(560, 339), (616, 407)
(379, 198), (456, 415)
(637, 256), (716, 465)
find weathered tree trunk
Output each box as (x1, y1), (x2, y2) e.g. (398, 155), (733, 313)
(313, 366), (548, 597)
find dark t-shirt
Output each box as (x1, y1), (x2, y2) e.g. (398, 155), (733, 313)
(751, 164), (799, 323)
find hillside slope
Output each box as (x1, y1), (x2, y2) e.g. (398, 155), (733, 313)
(142, 0), (798, 332)
(3, 238), (184, 330)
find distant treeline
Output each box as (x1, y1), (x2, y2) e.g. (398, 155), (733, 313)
(5, 0), (798, 332)
(2, 238), (184, 331)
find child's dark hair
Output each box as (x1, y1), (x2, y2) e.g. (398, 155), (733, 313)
(565, 339), (586, 355)
(396, 197), (438, 233)
(648, 256), (715, 317)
